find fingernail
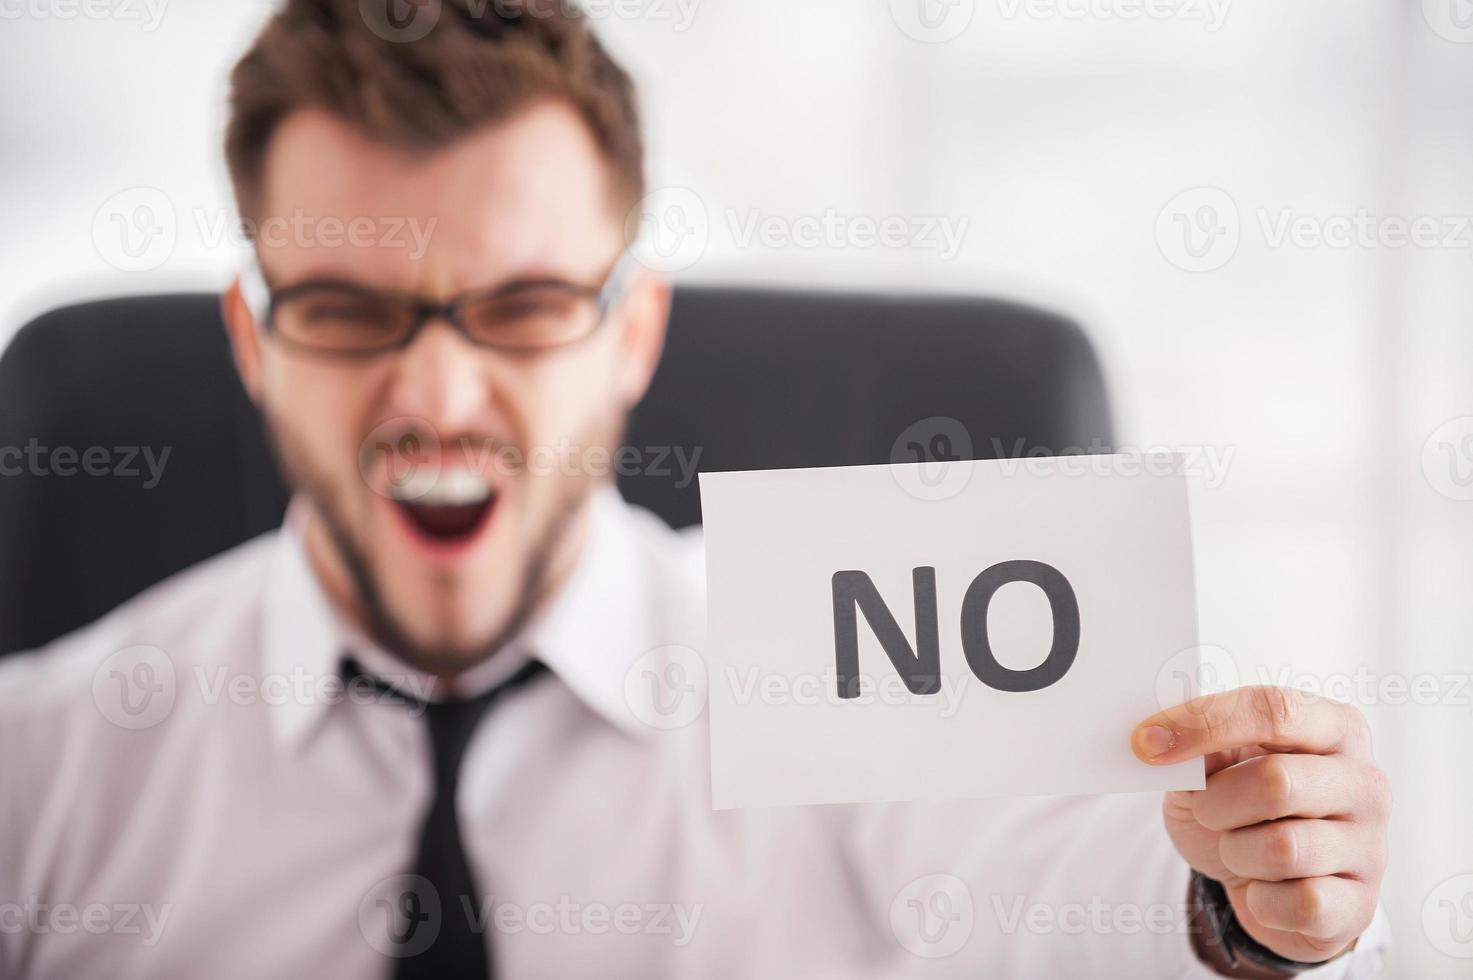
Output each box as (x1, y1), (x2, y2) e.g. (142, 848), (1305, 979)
(1136, 725), (1176, 759)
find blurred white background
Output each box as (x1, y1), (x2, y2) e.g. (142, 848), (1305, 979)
(1, 0), (1471, 974)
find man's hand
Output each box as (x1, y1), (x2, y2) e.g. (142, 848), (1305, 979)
(1132, 686), (1390, 965)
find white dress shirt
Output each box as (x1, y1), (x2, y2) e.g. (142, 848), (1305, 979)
(0, 487), (1388, 979)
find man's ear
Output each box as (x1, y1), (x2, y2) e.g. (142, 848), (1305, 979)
(615, 268), (672, 409)
(221, 278), (265, 405)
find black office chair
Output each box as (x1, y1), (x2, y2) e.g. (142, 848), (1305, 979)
(0, 287), (1112, 656)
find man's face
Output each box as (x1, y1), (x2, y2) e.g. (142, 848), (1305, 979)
(226, 101), (666, 674)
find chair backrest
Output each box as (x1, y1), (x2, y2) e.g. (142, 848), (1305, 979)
(0, 287), (1112, 656)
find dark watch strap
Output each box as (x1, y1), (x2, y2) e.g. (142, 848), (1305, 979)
(1189, 872), (1333, 977)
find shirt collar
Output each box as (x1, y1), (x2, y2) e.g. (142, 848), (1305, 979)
(259, 485), (662, 753)
(258, 501), (348, 752)
(519, 485), (661, 739)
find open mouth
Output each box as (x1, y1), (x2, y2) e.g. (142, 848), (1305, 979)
(398, 498), (494, 541)
(390, 468), (497, 549)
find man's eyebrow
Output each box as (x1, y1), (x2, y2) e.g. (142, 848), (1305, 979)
(261, 269), (593, 296)
(269, 274), (385, 293)
(254, 262), (383, 293)
(483, 273), (594, 294)
(462, 261), (608, 294)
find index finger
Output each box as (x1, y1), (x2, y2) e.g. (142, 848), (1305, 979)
(1132, 685), (1367, 771)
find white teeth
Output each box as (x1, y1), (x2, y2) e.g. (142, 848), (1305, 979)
(388, 467), (438, 502)
(389, 467), (491, 505)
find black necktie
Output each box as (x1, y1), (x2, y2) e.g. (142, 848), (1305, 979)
(343, 656), (550, 980)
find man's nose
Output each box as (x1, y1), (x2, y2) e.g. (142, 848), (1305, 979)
(387, 319), (492, 436)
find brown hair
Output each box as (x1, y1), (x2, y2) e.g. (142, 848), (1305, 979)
(224, 0), (644, 224)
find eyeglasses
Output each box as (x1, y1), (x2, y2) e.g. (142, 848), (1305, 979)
(238, 251), (638, 357)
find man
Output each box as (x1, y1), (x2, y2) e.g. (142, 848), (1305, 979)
(0, 1), (1390, 977)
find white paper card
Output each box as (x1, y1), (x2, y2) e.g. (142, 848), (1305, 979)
(699, 454), (1205, 810)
